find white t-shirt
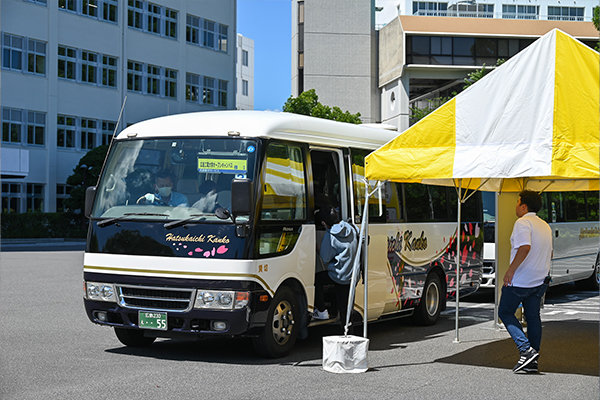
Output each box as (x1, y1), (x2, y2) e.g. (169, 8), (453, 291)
(510, 212), (553, 288)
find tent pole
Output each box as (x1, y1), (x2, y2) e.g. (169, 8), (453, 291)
(363, 183), (369, 338)
(454, 179), (462, 343)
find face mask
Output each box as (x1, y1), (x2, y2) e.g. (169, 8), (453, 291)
(158, 186), (172, 198)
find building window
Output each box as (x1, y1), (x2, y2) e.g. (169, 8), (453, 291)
(186, 15), (200, 44)
(101, 120), (115, 145)
(27, 39), (46, 75)
(2, 183), (22, 213)
(58, 45), (77, 80)
(2, 33), (24, 71)
(242, 79), (248, 96)
(80, 118), (97, 149)
(548, 6), (584, 21)
(56, 184), (72, 211)
(405, 35), (535, 66)
(203, 76), (215, 105)
(128, 0), (144, 29)
(165, 8), (178, 38)
(101, 55), (117, 87)
(218, 80), (227, 107)
(203, 20), (215, 48)
(81, 50), (98, 84)
(146, 64), (160, 95)
(127, 0), (177, 39)
(2, 108), (22, 144)
(412, 1), (448, 16)
(186, 14), (227, 52)
(26, 183), (44, 212)
(502, 4), (539, 19)
(165, 68), (177, 98)
(218, 25), (228, 52)
(58, 0), (77, 12)
(102, 0), (118, 22)
(127, 60), (143, 92)
(147, 3), (161, 34)
(128, 60), (177, 98)
(242, 50), (248, 66)
(186, 72), (200, 102)
(57, 115), (76, 148)
(26, 111), (45, 145)
(82, 0), (98, 17)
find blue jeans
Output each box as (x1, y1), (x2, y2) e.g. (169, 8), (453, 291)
(498, 284), (548, 353)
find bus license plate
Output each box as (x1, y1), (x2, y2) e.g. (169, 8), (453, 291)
(138, 311), (167, 330)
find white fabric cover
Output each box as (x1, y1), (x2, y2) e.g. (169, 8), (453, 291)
(454, 30), (556, 179)
(322, 335), (369, 373)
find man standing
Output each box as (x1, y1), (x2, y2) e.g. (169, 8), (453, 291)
(499, 190), (552, 373)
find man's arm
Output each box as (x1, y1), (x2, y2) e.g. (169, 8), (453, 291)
(503, 245), (531, 286)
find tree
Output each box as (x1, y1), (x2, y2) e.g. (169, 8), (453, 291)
(65, 145), (109, 214)
(283, 89), (362, 124)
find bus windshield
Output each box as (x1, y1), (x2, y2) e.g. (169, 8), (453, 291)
(91, 138), (258, 221)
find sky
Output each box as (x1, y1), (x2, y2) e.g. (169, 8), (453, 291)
(237, 0), (292, 111)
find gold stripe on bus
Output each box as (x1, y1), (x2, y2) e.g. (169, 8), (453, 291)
(84, 265), (274, 295)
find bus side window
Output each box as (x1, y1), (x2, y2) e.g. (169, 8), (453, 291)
(350, 149), (385, 223)
(260, 142), (307, 221)
(564, 191), (587, 222)
(586, 191), (599, 221)
(547, 192), (565, 223)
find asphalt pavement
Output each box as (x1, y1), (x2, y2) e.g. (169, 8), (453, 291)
(1, 250), (598, 400)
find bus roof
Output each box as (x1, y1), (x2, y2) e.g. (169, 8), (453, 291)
(117, 110), (399, 150)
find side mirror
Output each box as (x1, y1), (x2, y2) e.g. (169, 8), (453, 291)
(231, 179), (253, 217)
(84, 186), (96, 218)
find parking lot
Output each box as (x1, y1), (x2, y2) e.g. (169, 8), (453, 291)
(1, 250), (598, 400)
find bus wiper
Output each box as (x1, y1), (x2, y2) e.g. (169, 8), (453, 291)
(97, 212), (169, 228)
(163, 214), (210, 229)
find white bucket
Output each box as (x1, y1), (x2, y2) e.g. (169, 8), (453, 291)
(322, 335), (369, 373)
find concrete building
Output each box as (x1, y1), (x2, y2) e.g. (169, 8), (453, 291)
(379, 16), (599, 130)
(236, 33), (254, 110)
(291, 0), (380, 123)
(1, 0), (236, 213)
(292, 0), (599, 129)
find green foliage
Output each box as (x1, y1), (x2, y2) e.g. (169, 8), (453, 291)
(463, 59), (505, 89)
(283, 89), (362, 124)
(1, 212), (87, 238)
(409, 96), (452, 125)
(65, 145), (109, 214)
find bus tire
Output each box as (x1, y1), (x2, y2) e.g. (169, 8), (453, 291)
(413, 273), (442, 326)
(252, 286), (299, 358)
(583, 254), (600, 291)
(114, 327), (156, 347)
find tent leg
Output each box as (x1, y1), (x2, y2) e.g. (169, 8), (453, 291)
(454, 182), (462, 343)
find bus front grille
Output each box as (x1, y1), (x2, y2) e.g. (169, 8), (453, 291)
(116, 285), (195, 312)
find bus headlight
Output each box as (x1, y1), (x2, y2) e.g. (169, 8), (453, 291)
(85, 282), (117, 302)
(194, 290), (250, 310)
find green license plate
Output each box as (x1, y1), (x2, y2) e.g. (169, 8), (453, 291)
(138, 311), (167, 330)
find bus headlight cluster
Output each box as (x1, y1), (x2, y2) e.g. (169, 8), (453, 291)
(194, 290), (249, 310)
(85, 281), (117, 302)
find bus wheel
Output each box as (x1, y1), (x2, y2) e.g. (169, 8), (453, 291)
(413, 273), (442, 326)
(252, 287), (299, 358)
(584, 254), (600, 290)
(114, 327), (156, 347)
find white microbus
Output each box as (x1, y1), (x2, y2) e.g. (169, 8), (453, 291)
(480, 191), (600, 290)
(83, 111), (483, 357)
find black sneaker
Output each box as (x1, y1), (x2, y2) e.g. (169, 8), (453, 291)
(522, 360), (539, 374)
(513, 348), (539, 373)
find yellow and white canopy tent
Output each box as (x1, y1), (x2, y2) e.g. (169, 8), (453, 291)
(359, 29), (599, 341)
